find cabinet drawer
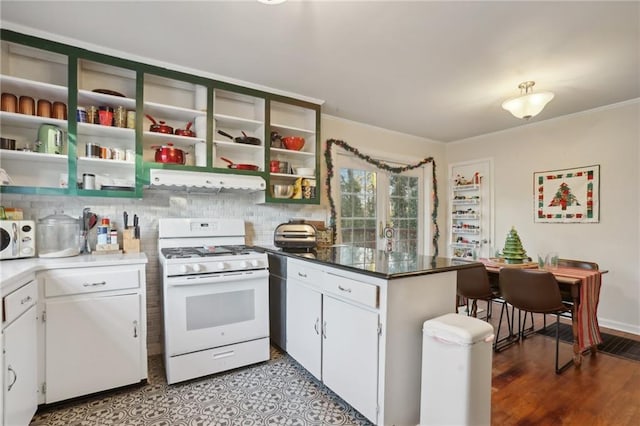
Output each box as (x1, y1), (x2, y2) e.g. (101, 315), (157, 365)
(324, 272), (379, 308)
(3, 279), (37, 324)
(288, 258), (323, 289)
(42, 267), (141, 297)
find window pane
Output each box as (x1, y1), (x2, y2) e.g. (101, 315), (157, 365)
(339, 167), (376, 247)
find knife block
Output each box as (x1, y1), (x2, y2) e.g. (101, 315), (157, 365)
(123, 228), (140, 253)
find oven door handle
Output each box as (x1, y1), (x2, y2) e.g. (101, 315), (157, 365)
(166, 269), (269, 287)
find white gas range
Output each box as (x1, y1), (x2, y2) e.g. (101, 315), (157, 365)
(158, 218), (269, 384)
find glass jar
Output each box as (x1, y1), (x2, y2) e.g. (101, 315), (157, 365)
(37, 213), (80, 258)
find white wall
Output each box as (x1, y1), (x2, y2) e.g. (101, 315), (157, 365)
(446, 100), (640, 334)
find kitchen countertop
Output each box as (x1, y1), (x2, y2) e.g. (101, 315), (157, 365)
(256, 245), (480, 279)
(0, 253), (148, 296)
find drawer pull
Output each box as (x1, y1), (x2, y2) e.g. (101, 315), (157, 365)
(338, 285), (352, 293)
(297, 272), (307, 278)
(213, 350), (234, 359)
(322, 320), (327, 339)
(7, 365), (17, 391)
(133, 320), (138, 338)
(83, 281), (107, 287)
(314, 317), (320, 335)
(20, 295), (32, 305)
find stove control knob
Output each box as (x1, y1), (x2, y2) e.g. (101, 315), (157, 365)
(250, 259), (260, 268)
(240, 261), (249, 269)
(216, 262), (226, 271)
(180, 264), (190, 273)
(192, 264), (202, 273)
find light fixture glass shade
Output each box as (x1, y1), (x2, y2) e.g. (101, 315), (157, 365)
(502, 91), (554, 120)
(502, 81), (553, 120)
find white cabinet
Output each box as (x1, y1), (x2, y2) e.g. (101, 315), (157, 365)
(76, 59), (137, 193)
(268, 100), (319, 201)
(285, 256), (458, 425)
(286, 258), (380, 422)
(213, 89), (265, 171)
(45, 293), (141, 403)
(2, 278), (38, 426)
(142, 74), (207, 168)
(0, 41), (69, 189)
(286, 278), (322, 379)
(322, 295), (379, 422)
(38, 263), (147, 403)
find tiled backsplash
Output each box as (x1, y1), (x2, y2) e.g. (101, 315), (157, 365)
(1, 190), (328, 355)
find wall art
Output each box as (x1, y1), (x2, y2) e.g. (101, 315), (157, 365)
(534, 164), (600, 223)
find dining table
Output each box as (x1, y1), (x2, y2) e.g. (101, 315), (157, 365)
(479, 258), (605, 366)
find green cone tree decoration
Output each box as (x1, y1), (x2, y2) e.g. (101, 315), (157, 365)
(501, 226), (528, 264)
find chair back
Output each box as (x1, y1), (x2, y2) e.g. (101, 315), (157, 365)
(457, 265), (494, 299)
(557, 258), (599, 270)
(499, 268), (565, 314)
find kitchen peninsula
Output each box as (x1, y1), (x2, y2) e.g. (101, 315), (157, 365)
(262, 245), (479, 425)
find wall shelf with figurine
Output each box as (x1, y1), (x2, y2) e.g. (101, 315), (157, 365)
(448, 160), (494, 260)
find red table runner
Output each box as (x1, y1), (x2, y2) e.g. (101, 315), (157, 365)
(549, 267), (603, 350)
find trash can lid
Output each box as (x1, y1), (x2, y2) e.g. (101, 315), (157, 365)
(423, 313), (494, 345)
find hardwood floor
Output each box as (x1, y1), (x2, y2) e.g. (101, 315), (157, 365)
(486, 303), (640, 425)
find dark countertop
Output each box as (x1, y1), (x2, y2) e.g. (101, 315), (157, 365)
(255, 245), (481, 280)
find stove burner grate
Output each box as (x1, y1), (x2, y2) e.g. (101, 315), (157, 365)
(161, 245), (254, 259)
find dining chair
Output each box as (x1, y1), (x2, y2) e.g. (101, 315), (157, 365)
(456, 265), (512, 350)
(498, 268), (574, 374)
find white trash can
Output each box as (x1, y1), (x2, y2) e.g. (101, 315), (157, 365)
(419, 313), (494, 426)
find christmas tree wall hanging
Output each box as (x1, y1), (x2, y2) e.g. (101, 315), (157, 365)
(500, 227), (529, 264)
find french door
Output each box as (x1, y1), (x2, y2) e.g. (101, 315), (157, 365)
(334, 154), (430, 254)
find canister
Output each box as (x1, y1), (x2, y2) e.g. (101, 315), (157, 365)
(87, 105), (98, 124)
(97, 225), (109, 245)
(114, 106), (127, 127)
(83, 173), (96, 190)
(76, 106), (88, 123)
(126, 110), (136, 129)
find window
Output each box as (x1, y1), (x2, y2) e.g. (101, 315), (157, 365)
(334, 153), (430, 254)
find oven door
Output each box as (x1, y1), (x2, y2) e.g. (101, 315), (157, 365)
(164, 269), (269, 356)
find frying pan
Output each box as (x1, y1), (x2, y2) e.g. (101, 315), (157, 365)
(217, 130), (261, 146)
(220, 157), (259, 171)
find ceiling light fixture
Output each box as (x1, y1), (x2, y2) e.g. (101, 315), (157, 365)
(501, 81), (554, 120)
(257, 0), (287, 5)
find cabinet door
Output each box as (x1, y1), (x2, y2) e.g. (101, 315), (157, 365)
(286, 279), (322, 379)
(323, 295), (379, 423)
(3, 306), (38, 426)
(45, 293), (141, 403)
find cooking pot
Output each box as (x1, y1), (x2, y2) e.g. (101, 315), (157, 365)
(36, 124), (65, 154)
(151, 143), (186, 164)
(217, 130), (261, 146)
(146, 114), (173, 134)
(0, 138), (16, 150)
(175, 121), (196, 137)
(37, 213), (80, 258)
(220, 157), (259, 171)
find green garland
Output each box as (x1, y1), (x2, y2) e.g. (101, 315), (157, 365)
(324, 138), (440, 257)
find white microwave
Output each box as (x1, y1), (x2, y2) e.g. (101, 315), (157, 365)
(0, 220), (36, 260)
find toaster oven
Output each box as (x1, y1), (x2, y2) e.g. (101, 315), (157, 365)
(0, 220), (36, 260)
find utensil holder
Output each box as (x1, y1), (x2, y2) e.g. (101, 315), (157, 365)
(123, 228), (140, 253)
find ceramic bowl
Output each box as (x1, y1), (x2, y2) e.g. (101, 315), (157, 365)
(282, 136), (305, 151)
(295, 167), (314, 176)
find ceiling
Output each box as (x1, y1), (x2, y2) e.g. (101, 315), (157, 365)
(2, 1), (638, 142)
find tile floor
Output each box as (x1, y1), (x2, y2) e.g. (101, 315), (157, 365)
(30, 347), (373, 426)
